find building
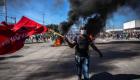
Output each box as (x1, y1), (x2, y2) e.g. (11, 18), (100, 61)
(106, 29), (123, 34)
(123, 20), (140, 33)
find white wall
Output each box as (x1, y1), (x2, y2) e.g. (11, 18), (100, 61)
(123, 20), (140, 29)
(135, 20), (140, 28)
(123, 20), (135, 29)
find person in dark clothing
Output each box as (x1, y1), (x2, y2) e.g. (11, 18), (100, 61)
(64, 27), (103, 80)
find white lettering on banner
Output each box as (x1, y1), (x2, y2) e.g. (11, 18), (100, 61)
(0, 33), (28, 48)
(10, 37), (16, 42)
(1, 39), (10, 46)
(15, 35), (20, 41)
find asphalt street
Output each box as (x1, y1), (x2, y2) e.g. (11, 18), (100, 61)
(0, 43), (140, 80)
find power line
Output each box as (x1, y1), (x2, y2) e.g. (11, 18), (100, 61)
(7, 16), (16, 23)
(2, 0), (47, 24)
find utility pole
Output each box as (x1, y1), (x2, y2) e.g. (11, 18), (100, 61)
(113, 24), (114, 31)
(4, 0), (7, 23)
(14, 17), (16, 23)
(6, 16), (16, 24)
(42, 13), (45, 25)
(10, 16), (16, 24)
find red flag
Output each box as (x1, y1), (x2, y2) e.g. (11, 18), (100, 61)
(13, 16), (48, 36)
(0, 16), (48, 55)
(1, 21), (14, 29)
(0, 25), (27, 55)
(43, 27), (48, 33)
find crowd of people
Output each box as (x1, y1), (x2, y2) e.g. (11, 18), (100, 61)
(25, 32), (63, 44)
(25, 34), (48, 43)
(99, 32), (140, 40)
(25, 31), (140, 44)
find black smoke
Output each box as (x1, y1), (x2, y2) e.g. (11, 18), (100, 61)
(60, 0), (140, 36)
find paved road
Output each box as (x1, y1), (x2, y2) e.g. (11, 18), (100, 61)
(0, 43), (140, 80)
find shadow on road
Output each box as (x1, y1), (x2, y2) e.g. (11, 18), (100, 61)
(25, 60), (76, 80)
(25, 45), (140, 80)
(90, 50), (140, 72)
(90, 72), (140, 80)
(1, 44), (139, 80)
(0, 55), (23, 60)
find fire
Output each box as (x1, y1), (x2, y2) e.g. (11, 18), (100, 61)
(89, 34), (95, 41)
(52, 37), (63, 47)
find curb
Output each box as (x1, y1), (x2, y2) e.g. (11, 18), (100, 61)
(95, 41), (140, 44)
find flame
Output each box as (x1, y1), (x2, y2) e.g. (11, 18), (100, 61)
(52, 37), (63, 47)
(89, 34), (95, 40)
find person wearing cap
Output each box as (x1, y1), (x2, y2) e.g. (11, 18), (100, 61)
(64, 26), (103, 80)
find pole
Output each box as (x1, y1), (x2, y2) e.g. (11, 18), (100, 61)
(4, 0), (7, 23)
(11, 17), (16, 24)
(7, 16), (16, 24)
(12, 17), (16, 24)
(14, 17), (16, 23)
(42, 13), (45, 25)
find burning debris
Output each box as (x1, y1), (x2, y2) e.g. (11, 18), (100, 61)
(52, 36), (63, 47)
(60, 0), (140, 36)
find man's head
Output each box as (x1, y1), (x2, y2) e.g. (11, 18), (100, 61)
(80, 26), (87, 35)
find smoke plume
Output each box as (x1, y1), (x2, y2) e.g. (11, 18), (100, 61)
(60, 0), (140, 36)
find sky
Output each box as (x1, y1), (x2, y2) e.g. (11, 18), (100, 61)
(0, 0), (140, 29)
(106, 6), (140, 29)
(0, 0), (70, 25)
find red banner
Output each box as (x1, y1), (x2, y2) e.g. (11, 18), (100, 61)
(1, 21), (14, 29)
(0, 26), (27, 55)
(0, 16), (48, 55)
(13, 16), (48, 36)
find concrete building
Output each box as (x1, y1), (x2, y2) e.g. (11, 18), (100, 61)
(106, 29), (123, 34)
(123, 20), (140, 33)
